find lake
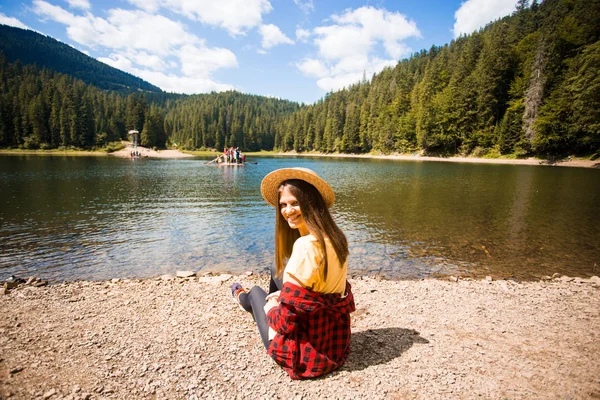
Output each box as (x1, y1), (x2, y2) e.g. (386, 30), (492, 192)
(1, 154), (599, 282)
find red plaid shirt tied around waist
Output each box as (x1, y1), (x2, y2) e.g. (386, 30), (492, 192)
(266, 281), (355, 379)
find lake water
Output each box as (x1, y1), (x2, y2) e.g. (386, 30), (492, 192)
(1, 154), (599, 282)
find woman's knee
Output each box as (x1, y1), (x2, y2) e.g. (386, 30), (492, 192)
(248, 286), (267, 303)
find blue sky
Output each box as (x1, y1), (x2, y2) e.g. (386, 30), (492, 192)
(0, 0), (521, 104)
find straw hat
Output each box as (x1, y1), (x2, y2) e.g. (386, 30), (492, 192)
(261, 167), (335, 208)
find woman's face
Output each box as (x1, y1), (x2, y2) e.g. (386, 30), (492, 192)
(279, 186), (310, 236)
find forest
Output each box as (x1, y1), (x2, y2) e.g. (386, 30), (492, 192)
(0, 0), (598, 157)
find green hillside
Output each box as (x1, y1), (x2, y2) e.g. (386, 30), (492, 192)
(0, 24), (161, 93)
(0, 0), (598, 157)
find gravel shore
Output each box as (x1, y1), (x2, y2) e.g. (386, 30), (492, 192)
(1, 274), (599, 399)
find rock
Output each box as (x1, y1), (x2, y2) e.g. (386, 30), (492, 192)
(540, 276), (552, 281)
(449, 276), (459, 282)
(559, 275), (573, 282)
(245, 271), (253, 276)
(9, 367), (24, 374)
(589, 276), (600, 285)
(111, 278), (120, 283)
(4, 281), (20, 290)
(552, 273), (561, 279)
(42, 388), (56, 399)
(216, 274), (232, 282)
(485, 276), (493, 281)
(160, 274), (175, 281)
(176, 271), (196, 278)
(32, 280), (48, 287)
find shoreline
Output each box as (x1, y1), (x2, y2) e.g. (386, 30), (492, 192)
(272, 151), (600, 169)
(2, 148), (598, 168)
(1, 272), (599, 399)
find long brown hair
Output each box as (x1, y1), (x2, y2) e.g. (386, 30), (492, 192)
(274, 179), (348, 280)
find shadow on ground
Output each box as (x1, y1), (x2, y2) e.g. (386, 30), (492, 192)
(343, 327), (429, 372)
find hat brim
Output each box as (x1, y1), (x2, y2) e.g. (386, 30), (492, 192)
(261, 168), (335, 208)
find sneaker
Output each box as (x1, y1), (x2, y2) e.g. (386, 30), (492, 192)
(231, 282), (248, 311)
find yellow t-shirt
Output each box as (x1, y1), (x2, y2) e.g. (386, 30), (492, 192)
(283, 234), (347, 295)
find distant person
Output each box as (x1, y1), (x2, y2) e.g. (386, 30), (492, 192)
(231, 168), (355, 379)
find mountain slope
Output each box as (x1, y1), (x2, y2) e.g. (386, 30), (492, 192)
(0, 24), (161, 93)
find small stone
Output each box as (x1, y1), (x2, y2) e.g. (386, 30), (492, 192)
(176, 271), (196, 278)
(449, 276), (459, 282)
(589, 276), (600, 284)
(540, 276), (552, 281)
(552, 273), (561, 279)
(485, 276), (493, 281)
(245, 271), (253, 276)
(160, 274), (175, 281)
(111, 278), (120, 283)
(4, 281), (20, 289)
(559, 275), (573, 282)
(42, 388), (56, 399)
(9, 367), (24, 374)
(32, 280), (48, 287)
(72, 385), (81, 394)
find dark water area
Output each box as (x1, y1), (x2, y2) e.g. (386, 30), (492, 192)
(1, 154), (599, 282)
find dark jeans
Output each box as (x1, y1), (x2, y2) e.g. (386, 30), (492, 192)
(238, 264), (282, 349)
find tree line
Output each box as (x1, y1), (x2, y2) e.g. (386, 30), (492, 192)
(275, 0), (599, 157)
(0, 0), (598, 156)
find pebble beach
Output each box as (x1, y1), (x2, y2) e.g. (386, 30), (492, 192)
(1, 273), (599, 399)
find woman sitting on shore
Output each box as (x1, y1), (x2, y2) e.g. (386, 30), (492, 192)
(231, 167), (355, 379)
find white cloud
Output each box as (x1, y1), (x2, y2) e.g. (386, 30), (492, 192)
(66, 0), (91, 10)
(120, 0), (274, 36)
(178, 44), (238, 76)
(33, 0), (238, 95)
(126, 0), (160, 13)
(99, 54), (234, 93)
(453, 0), (519, 38)
(314, 24), (372, 61)
(0, 13), (30, 29)
(129, 50), (169, 71)
(33, 1), (200, 55)
(295, 27), (310, 42)
(293, 0), (314, 14)
(259, 24), (293, 50)
(328, 6), (420, 59)
(298, 6), (419, 93)
(297, 58), (329, 78)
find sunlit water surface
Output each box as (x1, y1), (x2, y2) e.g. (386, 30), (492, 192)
(1, 155), (598, 282)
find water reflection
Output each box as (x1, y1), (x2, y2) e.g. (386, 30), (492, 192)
(0, 155), (598, 282)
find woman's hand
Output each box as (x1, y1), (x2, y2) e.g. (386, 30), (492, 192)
(264, 294), (280, 314)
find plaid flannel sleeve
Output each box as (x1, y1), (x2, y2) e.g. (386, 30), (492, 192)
(266, 302), (300, 335)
